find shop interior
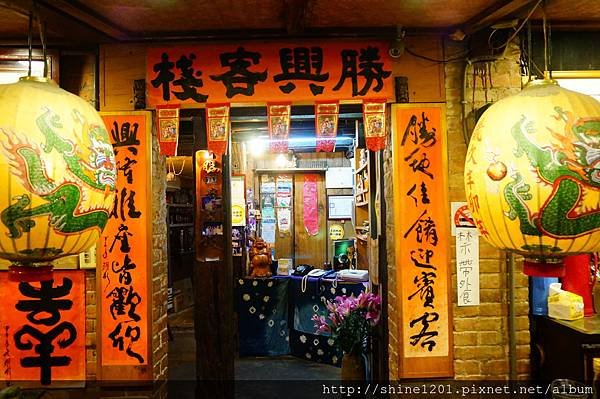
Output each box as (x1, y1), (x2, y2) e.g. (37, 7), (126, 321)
(165, 104), (384, 378)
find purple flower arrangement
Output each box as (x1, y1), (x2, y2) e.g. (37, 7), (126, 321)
(312, 291), (382, 354)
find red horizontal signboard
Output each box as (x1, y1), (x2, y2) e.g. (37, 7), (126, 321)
(147, 41), (394, 107)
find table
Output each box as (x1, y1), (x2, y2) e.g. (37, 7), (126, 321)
(531, 315), (600, 385)
(236, 275), (366, 366)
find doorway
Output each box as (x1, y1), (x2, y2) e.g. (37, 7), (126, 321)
(166, 105), (388, 388)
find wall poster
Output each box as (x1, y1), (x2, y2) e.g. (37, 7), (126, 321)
(231, 175), (246, 227)
(392, 104), (453, 378)
(0, 270), (85, 387)
(98, 111), (153, 382)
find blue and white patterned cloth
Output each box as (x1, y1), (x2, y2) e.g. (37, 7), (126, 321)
(236, 275), (366, 366)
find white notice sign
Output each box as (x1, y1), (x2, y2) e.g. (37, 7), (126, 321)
(456, 227), (480, 306)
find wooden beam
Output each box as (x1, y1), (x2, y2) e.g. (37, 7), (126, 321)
(0, 0), (115, 44)
(283, 0), (311, 36)
(193, 115), (235, 398)
(530, 20), (600, 31)
(37, 0), (130, 41)
(462, 0), (539, 35)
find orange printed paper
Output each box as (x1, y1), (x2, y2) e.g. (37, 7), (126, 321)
(206, 103), (230, 156)
(392, 104), (452, 378)
(147, 41), (393, 106)
(0, 270), (85, 386)
(156, 104), (180, 156)
(315, 101), (339, 152)
(268, 103), (291, 153)
(99, 113), (151, 371)
(363, 99), (387, 151)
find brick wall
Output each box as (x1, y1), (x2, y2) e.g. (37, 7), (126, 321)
(151, 128), (169, 381)
(85, 269), (97, 380)
(445, 39), (530, 380)
(386, 39), (530, 380)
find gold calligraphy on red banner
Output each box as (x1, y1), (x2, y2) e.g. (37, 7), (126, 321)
(98, 112), (152, 381)
(392, 104), (453, 378)
(0, 270), (85, 386)
(147, 41), (393, 107)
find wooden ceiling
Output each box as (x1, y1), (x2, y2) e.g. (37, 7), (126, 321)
(0, 0), (598, 45)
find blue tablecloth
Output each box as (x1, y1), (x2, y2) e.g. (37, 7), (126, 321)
(235, 275), (366, 366)
(236, 277), (291, 356)
(289, 275), (367, 334)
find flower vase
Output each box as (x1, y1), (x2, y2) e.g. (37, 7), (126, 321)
(341, 351), (365, 381)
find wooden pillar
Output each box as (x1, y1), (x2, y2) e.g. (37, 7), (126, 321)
(192, 115), (234, 398)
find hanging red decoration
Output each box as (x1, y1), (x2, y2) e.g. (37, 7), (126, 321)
(156, 103), (180, 156)
(303, 174), (319, 236)
(206, 103), (230, 156)
(362, 99), (387, 151)
(268, 102), (291, 153)
(315, 101), (339, 152)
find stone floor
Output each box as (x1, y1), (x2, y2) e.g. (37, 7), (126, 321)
(167, 306), (341, 398)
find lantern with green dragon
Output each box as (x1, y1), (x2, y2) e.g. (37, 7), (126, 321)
(0, 77), (116, 280)
(464, 79), (600, 276)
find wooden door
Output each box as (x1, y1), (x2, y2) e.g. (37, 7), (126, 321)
(293, 173), (327, 267)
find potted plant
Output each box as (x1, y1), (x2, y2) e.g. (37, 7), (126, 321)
(312, 291), (381, 380)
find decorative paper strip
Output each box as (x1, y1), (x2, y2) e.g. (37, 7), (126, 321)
(363, 99), (387, 152)
(268, 102), (291, 153)
(206, 103), (230, 156)
(99, 112), (152, 382)
(276, 175), (293, 208)
(156, 104), (180, 156)
(277, 208), (292, 233)
(0, 270), (85, 386)
(315, 101), (339, 152)
(392, 103), (452, 378)
(303, 174), (319, 236)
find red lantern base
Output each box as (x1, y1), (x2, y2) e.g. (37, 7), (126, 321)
(8, 264), (54, 282)
(523, 258), (566, 277)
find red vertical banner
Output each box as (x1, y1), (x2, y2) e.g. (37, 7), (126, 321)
(392, 104), (452, 378)
(303, 174), (319, 236)
(268, 102), (291, 153)
(156, 104), (180, 156)
(99, 112), (152, 382)
(206, 103), (230, 156)
(0, 270), (85, 386)
(363, 99), (387, 152)
(315, 101), (339, 152)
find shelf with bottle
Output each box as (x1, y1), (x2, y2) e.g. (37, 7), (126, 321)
(168, 208), (194, 225)
(168, 203), (194, 208)
(166, 187), (193, 205)
(169, 225), (194, 255)
(354, 149), (369, 203)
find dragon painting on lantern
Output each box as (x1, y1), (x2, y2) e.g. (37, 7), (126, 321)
(466, 103), (600, 257)
(0, 107), (116, 261)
